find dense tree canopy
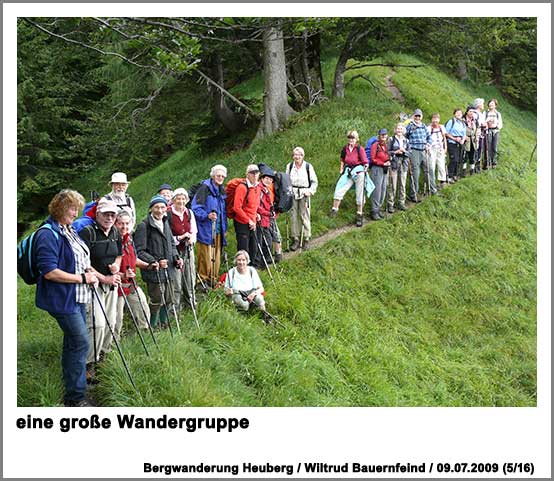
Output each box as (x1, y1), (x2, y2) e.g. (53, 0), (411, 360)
(17, 17), (537, 232)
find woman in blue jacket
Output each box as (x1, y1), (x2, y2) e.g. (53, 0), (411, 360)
(34, 189), (99, 407)
(191, 164), (228, 287)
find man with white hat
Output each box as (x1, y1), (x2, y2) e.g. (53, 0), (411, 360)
(78, 198), (123, 381)
(104, 172), (137, 232)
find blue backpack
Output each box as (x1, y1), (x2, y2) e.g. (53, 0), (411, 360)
(17, 223), (59, 285)
(365, 136), (379, 166)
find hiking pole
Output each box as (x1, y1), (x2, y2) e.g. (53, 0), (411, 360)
(260, 227), (282, 278)
(210, 218), (217, 287)
(360, 170), (366, 224)
(91, 285), (137, 390)
(254, 229), (275, 286)
(196, 272), (208, 292)
(118, 284), (150, 356)
(239, 291), (283, 328)
(155, 268), (174, 337)
(128, 275), (158, 348)
(285, 213), (290, 252)
(90, 286), (98, 366)
(185, 244), (200, 329)
(164, 268), (182, 335)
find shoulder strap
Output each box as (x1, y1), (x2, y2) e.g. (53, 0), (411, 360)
(305, 162), (312, 187)
(286, 162), (292, 174)
(82, 224), (97, 245)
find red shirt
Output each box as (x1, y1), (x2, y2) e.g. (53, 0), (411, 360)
(118, 233), (137, 296)
(341, 144), (368, 168)
(257, 187), (273, 228)
(370, 141), (390, 166)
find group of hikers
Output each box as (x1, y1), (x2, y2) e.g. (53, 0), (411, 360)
(23, 97), (502, 407)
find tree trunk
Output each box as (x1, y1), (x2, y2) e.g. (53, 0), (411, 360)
(332, 47), (350, 99)
(256, 25), (296, 140)
(209, 54), (245, 133)
(456, 58), (468, 81)
(287, 31), (324, 108)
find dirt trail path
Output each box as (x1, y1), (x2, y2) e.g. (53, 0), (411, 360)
(280, 69), (416, 261)
(384, 71), (405, 103)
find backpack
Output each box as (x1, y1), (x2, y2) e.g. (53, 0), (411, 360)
(17, 223), (59, 285)
(186, 182), (204, 209)
(364, 136), (379, 166)
(273, 171), (294, 213)
(286, 161), (312, 189)
(73, 200), (98, 233)
(225, 178), (249, 219)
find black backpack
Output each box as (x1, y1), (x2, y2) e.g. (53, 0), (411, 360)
(186, 182), (204, 209)
(273, 172), (294, 213)
(17, 223), (59, 285)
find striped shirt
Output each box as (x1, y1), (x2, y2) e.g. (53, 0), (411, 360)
(60, 225), (91, 304)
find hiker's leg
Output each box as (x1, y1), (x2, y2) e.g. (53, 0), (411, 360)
(100, 288), (119, 354)
(447, 143), (458, 180)
(412, 151), (423, 196)
(252, 294), (266, 310)
(354, 173), (365, 213)
(172, 263), (183, 311)
(398, 165), (408, 207)
(490, 130), (499, 165)
(87, 289), (106, 364)
(290, 198), (300, 239)
(53, 303), (89, 404)
(235, 221), (250, 252)
(196, 242), (211, 283)
(428, 151), (437, 193)
(127, 286), (150, 329)
(300, 197), (311, 239)
(114, 295), (125, 342)
(435, 147), (447, 183)
(232, 294), (249, 311)
(146, 282), (162, 327)
(369, 166), (382, 215)
(386, 168), (397, 210)
(333, 176), (353, 211)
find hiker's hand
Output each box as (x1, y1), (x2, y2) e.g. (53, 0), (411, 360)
(108, 263), (118, 274)
(384, 161), (391, 167)
(175, 258), (184, 269)
(124, 269), (135, 279)
(248, 220), (256, 230)
(159, 259), (168, 269)
(208, 212), (217, 221)
(84, 271), (98, 285)
(224, 287), (232, 296)
(247, 292), (256, 302)
(304, 191), (312, 197)
(105, 274), (121, 286)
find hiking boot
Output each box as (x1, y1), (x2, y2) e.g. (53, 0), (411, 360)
(274, 252), (282, 263)
(447, 177), (455, 184)
(302, 239), (310, 250)
(370, 213), (381, 221)
(329, 208), (338, 218)
(65, 397), (95, 407)
(290, 239), (300, 251)
(387, 206), (395, 214)
(398, 204), (407, 211)
(378, 212), (385, 219)
(356, 214), (363, 227)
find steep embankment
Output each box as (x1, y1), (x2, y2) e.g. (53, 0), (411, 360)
(17, 55), (537, 407)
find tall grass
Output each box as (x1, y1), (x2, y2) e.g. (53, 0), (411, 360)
(17, 55), (536, 406)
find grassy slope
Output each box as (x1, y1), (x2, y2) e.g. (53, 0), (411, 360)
(16, 55), (537, 406)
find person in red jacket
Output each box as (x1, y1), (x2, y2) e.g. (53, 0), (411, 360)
(255, 170), (275, 268)
(233, 164), (261, 265)
(369, 128), (391, 221)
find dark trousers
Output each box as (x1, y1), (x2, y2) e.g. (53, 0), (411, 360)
(235, 221), (258, 265)
(447, 142), (463, 178)
(486, 129), (500, 166)
(254, 225), (272, 267)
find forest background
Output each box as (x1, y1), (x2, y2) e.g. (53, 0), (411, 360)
(17, 16), (537, 235)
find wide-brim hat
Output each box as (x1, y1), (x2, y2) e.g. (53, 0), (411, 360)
(413, 108), (423, 117)
(110, 172), (129, 184)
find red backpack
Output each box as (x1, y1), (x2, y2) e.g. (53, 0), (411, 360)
(225, 178), (248, 219)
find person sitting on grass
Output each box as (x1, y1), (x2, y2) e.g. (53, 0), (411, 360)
(224, 250), (272, 324)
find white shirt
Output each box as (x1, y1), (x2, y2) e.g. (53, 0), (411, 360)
(224, 266), (263, 292)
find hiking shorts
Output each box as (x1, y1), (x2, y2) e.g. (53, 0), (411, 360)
(269, 217), (282, 243)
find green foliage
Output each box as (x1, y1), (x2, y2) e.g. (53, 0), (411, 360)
(17, 55), (536, 407)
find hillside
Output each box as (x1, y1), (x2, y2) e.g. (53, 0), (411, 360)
(16, 55), (537, 407)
